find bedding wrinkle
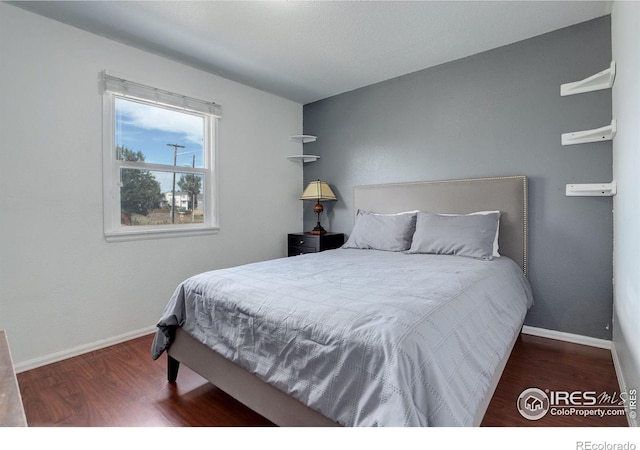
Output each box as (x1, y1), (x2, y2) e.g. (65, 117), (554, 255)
(152, 249), (533, 426)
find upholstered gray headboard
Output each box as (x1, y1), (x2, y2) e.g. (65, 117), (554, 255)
(353, 175), (528, 274)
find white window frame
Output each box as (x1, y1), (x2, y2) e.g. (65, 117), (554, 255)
(101, 71), (220, 242)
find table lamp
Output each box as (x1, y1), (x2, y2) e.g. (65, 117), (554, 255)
(300, 180), (337, 235)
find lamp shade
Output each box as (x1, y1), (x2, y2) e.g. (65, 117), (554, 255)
(300, 180), (337, 201)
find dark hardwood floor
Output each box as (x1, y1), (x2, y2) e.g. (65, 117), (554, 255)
(17, 334), (273, 427)
(16, 333), (628, 427)
(482, 334), (627, 427)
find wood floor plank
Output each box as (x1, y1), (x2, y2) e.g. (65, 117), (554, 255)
(16, 333), (628, 427)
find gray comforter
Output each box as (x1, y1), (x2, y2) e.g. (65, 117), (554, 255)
(152, 248), (533, 426)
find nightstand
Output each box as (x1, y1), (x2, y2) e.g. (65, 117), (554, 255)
(287, 232), (344, 256)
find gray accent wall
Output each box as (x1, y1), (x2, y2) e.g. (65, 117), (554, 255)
(303, 17), (613, 340)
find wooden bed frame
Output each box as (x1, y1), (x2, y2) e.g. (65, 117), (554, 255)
(166, 175), (529, 426)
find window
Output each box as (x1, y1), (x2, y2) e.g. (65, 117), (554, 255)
(101, 71), (221, 240)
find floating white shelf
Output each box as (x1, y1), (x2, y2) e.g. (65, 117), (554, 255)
(561, 120), (616, 146)
(286, 155), (320, 163)
(289, 135), (317, 144)
(566, 181), (616, 197)
(561, 61), (616, 96)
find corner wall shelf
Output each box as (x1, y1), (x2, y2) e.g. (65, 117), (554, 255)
(286, 155), (320, 163)
(566, 181), (616, 197)
(561, 61), (616, 96)
(289, 135), (317, 144)
(561, 120), (616, 146)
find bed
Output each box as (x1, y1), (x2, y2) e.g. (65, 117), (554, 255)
(151, 175), (533, 426)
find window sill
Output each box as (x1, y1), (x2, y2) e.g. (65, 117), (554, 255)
(104, 226), (219, 243)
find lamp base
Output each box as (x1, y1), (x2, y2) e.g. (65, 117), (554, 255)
(309, 223), (327, 235)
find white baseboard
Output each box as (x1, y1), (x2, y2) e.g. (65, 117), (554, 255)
(14, 326), (157, 373)
(611, 342), (639, 427)
(521, 325), (612, 350)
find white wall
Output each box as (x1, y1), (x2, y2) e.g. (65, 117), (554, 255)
(611, 1), (640, 426)
(0, 4), (304, 368)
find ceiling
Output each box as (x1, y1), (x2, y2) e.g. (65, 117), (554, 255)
(10, 1), (612, 105)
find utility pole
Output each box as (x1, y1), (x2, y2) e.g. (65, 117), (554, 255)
(191, 154), (196, 221)
(167, 143), (185, 224)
